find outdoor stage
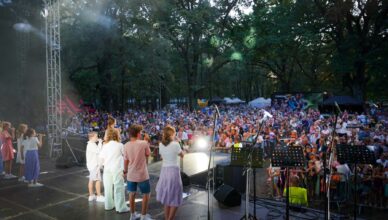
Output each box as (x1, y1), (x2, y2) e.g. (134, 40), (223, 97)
(0, 152), (373, 220)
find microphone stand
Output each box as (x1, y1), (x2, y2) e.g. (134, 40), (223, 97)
(325, 105), (340, 220)
(207, 105), (220, 220)
(241, 112), (268, 220)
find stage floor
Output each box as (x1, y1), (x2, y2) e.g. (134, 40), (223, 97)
(0, 153), (384, 220)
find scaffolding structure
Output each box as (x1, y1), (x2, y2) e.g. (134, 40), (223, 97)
(44, 0), (62, 158)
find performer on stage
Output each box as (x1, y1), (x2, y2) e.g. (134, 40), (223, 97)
(156, 125), (184, 220)
(22, 128), (43, 187)
(16, 124), (28, 182)
(99, 129), (128, 213)
(124, 124), (153, 220)
(86, 131), (104, 202)
(1, 122), (16, 179)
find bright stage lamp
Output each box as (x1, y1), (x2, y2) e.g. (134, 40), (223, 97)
(41, 8), (48, 18)
(195, 137), (209, 150)
(13, 23), (32, 33)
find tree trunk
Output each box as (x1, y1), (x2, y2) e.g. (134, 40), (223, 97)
(352, 60), (367, 101)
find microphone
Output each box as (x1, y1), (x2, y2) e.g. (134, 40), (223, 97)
(334, 101), (342, 114)
(213, 105), (220, 117)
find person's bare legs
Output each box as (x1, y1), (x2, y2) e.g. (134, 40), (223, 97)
(141, 193), (150, 215)
(129, 192), (136, 214)
(164, 206), (170, 220)
(168, 206), (179, 220)
(4, 161), (10, 174)
(8, 161), (12, 174)
(95, 180), (101, 196)
(19, 164), (24, 178)
(88, 181), (94, 196)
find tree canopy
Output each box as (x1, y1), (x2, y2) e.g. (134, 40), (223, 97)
(1, 0), (387, 115)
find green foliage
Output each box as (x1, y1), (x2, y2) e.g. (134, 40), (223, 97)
(59, 0), (387, 110)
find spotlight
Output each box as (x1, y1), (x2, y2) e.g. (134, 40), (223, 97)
(41, 8), (48, 18)
(13, 23), (32, 33)
(195, 137), (209, 150)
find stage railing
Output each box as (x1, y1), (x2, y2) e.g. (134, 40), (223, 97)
(268, 169), (387, 212)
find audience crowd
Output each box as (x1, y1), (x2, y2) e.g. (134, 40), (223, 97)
(2, 97), (388, 209)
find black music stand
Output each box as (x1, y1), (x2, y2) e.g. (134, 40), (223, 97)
(231, 144), (263, 220)
(231, 145), (264, 168)
(336, 145), (376, 220)
(271, 146), (305, 220)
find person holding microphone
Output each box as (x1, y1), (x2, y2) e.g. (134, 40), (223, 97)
(21, 128), (43, 187)
(156, 125), (185, 220)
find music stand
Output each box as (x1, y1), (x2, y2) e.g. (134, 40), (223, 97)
(231, 145), (264, 168)
(232, 144), (263, 220)
(336, 144), (376, 220)
(271, 146), (305, 220)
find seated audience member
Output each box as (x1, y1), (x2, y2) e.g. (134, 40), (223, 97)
(283, 176), (308, 206)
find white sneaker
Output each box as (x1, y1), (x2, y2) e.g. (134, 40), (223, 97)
(116, 207), (129, 213)
(18, 176), (25, 182)
(96, 195), (105, 202)
(130, 212), (141, 220)
(88, 195), (95, 202)
(140, 214), (154, 220)
(34, 182), (44, 187)
(29, 182), (44, 187)
(4, 174), (15, 179)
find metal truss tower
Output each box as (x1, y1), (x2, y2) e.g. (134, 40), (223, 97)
(44, 0), (62, 158)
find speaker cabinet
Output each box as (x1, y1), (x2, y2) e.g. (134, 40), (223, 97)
(215, 164), (246, 193)
(213, 184), (241, 207)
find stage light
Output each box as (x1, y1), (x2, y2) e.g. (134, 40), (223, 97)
(13, 23), (32, 33)
(41, 8), (48, 18)
(195, 137), (209, 150)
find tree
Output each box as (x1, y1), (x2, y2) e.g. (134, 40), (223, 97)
(313, 0), (388, 100)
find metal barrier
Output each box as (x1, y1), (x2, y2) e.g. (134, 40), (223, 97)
(267, 169), (387, 214)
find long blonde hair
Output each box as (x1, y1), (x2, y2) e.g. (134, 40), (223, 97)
(17, 124), (28, 138)
(2, 121), (10, 131)
(105, 128), (121, 142)
(162, 125), (175, 146)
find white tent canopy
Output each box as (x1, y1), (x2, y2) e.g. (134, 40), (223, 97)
(248, 97), (271, 108)
(224, 97), (245, 104)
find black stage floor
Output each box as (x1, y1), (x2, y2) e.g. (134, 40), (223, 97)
(0, 152), (381, 220)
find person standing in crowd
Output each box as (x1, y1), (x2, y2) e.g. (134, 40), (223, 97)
(98, 128), (128, 213)
(16, 124), (28, 182)
(1, 122), (16, 179)
(124, 124), (152, 220)
(156, 125), (184, 220)
(21, 128), (43, 187)
(86, 131), (104, 202)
